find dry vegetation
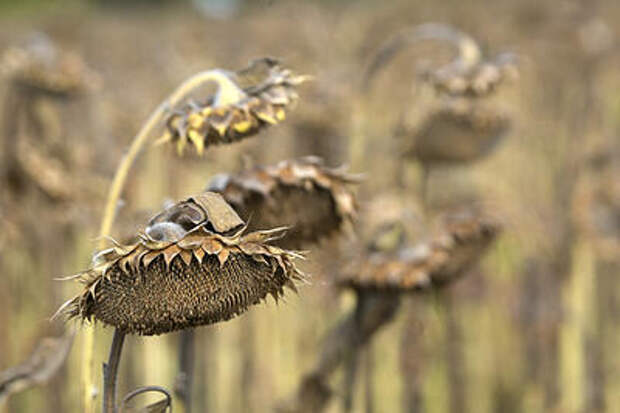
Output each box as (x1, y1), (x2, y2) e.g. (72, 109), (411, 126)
(0, 0), (619, 412)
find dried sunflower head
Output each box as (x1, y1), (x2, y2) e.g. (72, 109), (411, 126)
(364, 23), (518, 97)
(56, 192), (304, 336)
(161, 58), (310, 155)
(207, 157), (361, 249)
(338, 209), (500, 291)
(420, 52), (519, 97)
(0, 33), (100, 96)
(401, 99), (511, 166)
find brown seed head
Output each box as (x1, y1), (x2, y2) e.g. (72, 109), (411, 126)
(56, 192), (304, 335)
(338, 209), (501, 291)
(161, 58), (310, 155)
(207, 157), (361, 249)
(402, 99), (511, 165)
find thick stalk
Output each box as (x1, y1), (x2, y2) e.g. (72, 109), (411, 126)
(102, 330), (125, 413)
(1, 85), (26, 195)
(175, 329), (196, 413)
(399, 164), (431, 413)
(400, 300), (426, 413)
(240, 314), (256, 413)
(364, 346), (375, 413)
(285, 292), (400, 413)
(342, 337), (361, 412)
(441, 290), (466, 413)
(82, 69), (235, 412)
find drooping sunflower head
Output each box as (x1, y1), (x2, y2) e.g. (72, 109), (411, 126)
(207, 157), (361, 249)
(56, 192), (304, 336)
(161, 58), (310, 156)
(421, 52), (519, 97)
(402, 99), (511, 165)
(338, 208), (501, 292)
(0, 33), (100, 96)
(364, 23), (518, 98)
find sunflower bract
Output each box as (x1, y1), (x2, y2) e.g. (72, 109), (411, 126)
(57, 192), (304, 335)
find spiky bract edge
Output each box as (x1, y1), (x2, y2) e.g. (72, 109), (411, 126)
(55, 224), (305, 335)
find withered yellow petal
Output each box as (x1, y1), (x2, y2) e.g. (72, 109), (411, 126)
(188, 130), (205, 155)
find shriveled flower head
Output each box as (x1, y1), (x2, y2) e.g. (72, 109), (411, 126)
(0, 32), (100, 96)
(420, 52), (518, 97)
(207, 157), (361, 249)
(338, 209), (500, 291)
(365, 23), (518, 97)
(401, 99), (511, 166)
(56, 192), (304, 335)
(161, 58), (310, 155)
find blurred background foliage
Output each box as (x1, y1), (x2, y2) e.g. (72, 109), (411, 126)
(0, 0), (619, 412)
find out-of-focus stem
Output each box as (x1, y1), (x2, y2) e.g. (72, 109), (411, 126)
(82, 69), (232, 412)
(1, 85), (25, 193)
(175, 329), (196, 413)
(399, 163), (431, 413)
(240, 314), (256, 413)
(284, 292), (400, 413)
(342, 346), (360, 412)
(364, 345), (375, 413)
(441, 290), (466, 413)
(400, 300), (426, 413)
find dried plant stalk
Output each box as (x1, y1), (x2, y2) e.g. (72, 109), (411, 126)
(339, 210), (501, 291)
(401, 99), (511, 166)
(208, 157), (360, 249)
(0, 33), (100, 96)
(161, 58), (310, 155)
(58, 192), (303, 336)
(277, 292), (400, 413)
(0, 334), (74, 404)
(12, 138), (105, 203)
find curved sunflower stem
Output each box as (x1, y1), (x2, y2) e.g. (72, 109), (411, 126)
(81, 69), (236, 413)
(97, 69), (240, 241)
